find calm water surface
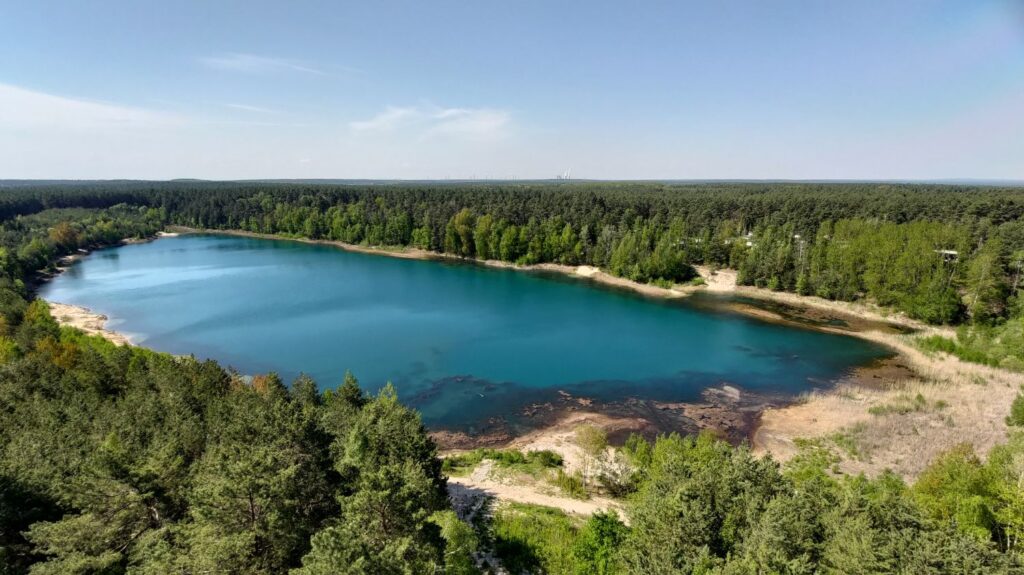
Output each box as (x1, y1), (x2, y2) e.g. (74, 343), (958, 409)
(41, 234), (891, 429)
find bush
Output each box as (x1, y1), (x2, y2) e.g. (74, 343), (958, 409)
(551, 469), (588, 499)
(1007, 394), (1024, 427)
(441, 448), (563, 475)
(492, 503), (580, 575)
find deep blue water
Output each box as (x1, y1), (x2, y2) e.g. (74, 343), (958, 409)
(40, 234), (891, 429)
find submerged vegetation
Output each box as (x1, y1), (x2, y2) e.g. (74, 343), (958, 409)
(0, 183), (1022, 572)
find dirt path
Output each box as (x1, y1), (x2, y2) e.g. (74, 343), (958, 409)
(448, 460), (623, 519)
(445, 412), (633, 521)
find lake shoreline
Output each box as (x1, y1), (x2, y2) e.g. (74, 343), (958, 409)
(45, 228), (1020, 479)
(38, 231), (181, 347)
(171, 226), (704, 300)
(172, 227), (933, 331)
(46, 301), (136, 346)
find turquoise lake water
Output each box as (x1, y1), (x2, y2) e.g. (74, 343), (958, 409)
(40, 234), (892, 430)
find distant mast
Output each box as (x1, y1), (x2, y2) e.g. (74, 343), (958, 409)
(556, 168), (572, 180)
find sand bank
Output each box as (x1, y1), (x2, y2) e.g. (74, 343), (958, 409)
(46, 302), (134, 346)
(753, 328), (1022, 480)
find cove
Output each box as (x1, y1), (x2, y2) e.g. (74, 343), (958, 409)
(40, 234), (893, 431)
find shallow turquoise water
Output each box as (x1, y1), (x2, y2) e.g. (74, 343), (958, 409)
(41, 234), (891, 429)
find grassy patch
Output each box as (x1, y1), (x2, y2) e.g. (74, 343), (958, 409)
(827, 422), (869, 461)
(442, 448), (563, 476)
(550, 469), (589, 500)
(918, 334), (996, 366)
(868, 392), (947, 416)
(1007, 393), (1024, 427)
(916, 323), (1024, 372)
(491, 502), (582, 575)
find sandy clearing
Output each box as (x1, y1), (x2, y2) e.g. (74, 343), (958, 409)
(754, 329), (1022, 479)
(448, 460), (624, 519)
(444, 411), (636, 520)
(695, 266), (738, 292)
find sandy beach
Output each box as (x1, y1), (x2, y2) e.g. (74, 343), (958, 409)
(46, 302), (134, 346)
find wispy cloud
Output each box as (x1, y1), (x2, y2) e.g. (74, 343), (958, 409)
(350, 105), (511, 140)
(0, 83), (180, 129)
(428, 108), (510, 138)
(200, 53), (326, 75)
(350, 106), (419, 132)
(224, 103), (277, 114)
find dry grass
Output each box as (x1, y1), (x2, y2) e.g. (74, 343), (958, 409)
(755, 329), (1022, 481)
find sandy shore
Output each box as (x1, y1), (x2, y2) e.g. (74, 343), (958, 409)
(176, 227), (701, 300)
(753, 328), (1022, 480)
(46, 302), (134, 346)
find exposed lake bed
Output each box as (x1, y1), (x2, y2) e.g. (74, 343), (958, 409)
(40, 232), (906, 446)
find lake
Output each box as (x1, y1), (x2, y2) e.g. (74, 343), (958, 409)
(40, 234), (892, 431)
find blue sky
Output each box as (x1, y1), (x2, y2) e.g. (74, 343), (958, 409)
(1, 1), (1022, 180)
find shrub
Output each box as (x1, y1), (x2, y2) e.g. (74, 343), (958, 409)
(1007, 394), (1024, 427)
(551, 469), (588, 499)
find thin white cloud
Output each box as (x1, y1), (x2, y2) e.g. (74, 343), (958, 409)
(200, 53), (326, 75)
(224, 103), (277, 114)
(350, 105), (511, 140)
(429, 108), (510, 138)
(0, 83), (180, 129)
(349, 106), (419, 132)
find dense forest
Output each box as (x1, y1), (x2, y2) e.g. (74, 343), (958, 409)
(8, 180), (1020, 365)
(0, 183), (1023, 573)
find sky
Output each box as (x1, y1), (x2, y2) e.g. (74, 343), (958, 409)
(1, 0), (1022, 180)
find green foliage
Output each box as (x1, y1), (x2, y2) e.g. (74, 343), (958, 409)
(430, 511), (480, 575)
(618, 432), (785, 573)
(868, 392), (933, 416)
(918, 321), (1024, 371)
(575, 423), (608, 487)
(551, 469), (589, 499)
(571, 512), (626, 575)
(442, 448), (562, 476)
(2, 189), (1024, 572)
(913, 444), (998, 542)
(1008, 394), (1024, 427)
(183, 383), (333, 574)
(621, 433), (653, 471)
(491, 503), (581, 575)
